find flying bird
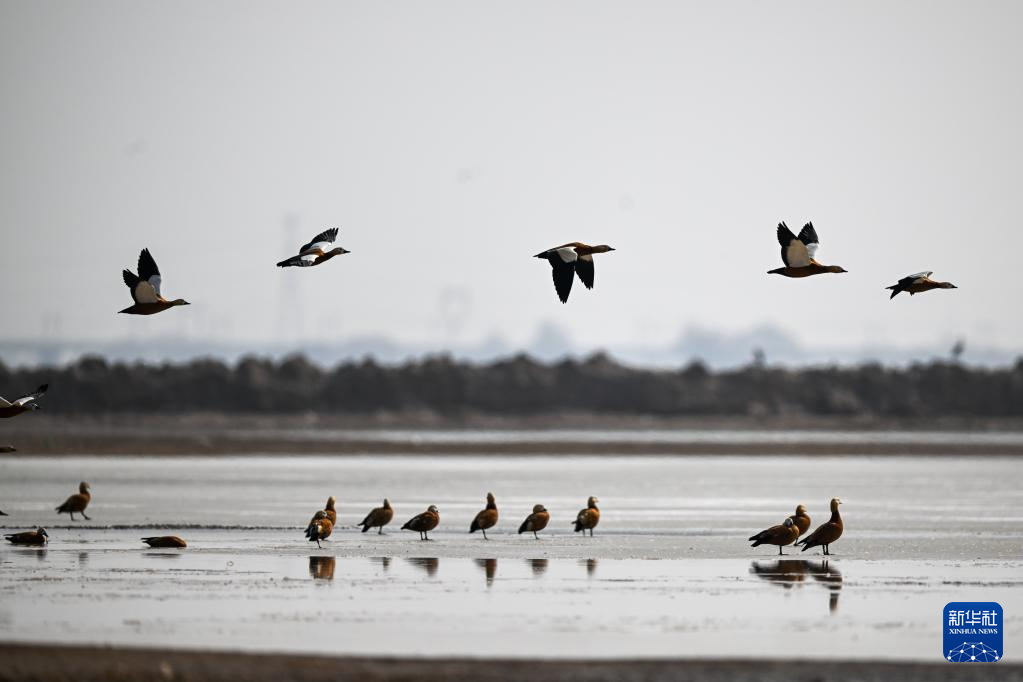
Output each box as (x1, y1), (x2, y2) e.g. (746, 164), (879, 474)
(0, 384), (47, 419)
(573, 496), (600, 536)
(469, 492), (499, 540)
(796, 498), (844, 555)
(4, 528), (48, 546)
(119, 249), (190, 315)
(277, 228), (350, 268)
(885, 271), (957, 299)
(768, 222), (847, 278)
(55, 482), (91, 521)
(401, 505), (440, 540)
(748, 517), (801, 555)
(359, 498), (394, 534)
(518, 504), (550, 539)
(534, 242), (615, 303)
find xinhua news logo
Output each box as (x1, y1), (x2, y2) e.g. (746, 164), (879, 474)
(944, 602), (1002, 663)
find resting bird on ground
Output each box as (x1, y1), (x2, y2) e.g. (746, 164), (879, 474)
(142, 536), (188, 548)
(401, 505), (440, 540)
(323, 496), (337, 525)
(748, 517), (801, 555)
(4, 528), (48, 546)
(796, 498), (844, 555)
(360, 498), (394, 534)
(518, 504), (550, 539)
(534, 242), (615, 303)
(0, 384), (47, 419)
(119, 249), (190, 315)
(573, 496), (600, 536)
(469, 492), (499, 540)
(885, 271), (957, 299)
(277, 228), (350, 267)
(55, 482), (91, 521)
(305, 510), (333, 548)
(788, 505), (812, 536)
(768, 222), (847, 278)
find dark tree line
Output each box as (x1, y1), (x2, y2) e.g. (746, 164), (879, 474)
(2, 352), (1023, 417)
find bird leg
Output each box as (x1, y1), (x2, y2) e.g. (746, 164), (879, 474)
(482, 529), (488, 540)
(533, 531), (539, 540)
(778, 546), (784, 555)
(378, 527), (383, 535)
(82, 513), (90, 520)
(69, 512), (76, 521)
(315, 539), (321, 548)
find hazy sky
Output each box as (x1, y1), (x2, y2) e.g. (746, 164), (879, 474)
(2, 1), (1021, 357)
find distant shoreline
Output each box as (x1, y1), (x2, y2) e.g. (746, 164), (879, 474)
(0, 644), (1017, 682)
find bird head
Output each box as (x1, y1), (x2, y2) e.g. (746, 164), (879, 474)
(172, 299), (191, 306)
(533, 504), (547, 513)
(941, 282), (958, 289)
(829, 265), (848, 274)
(427, 505), (439, 513)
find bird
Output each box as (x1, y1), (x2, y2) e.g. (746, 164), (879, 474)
(748, 517), (801, 555)
(119, 249), (190, 315)
(323, 496), (337, 525)
(469, 492), (499, 540)
(573, 496), (600, 536)
(305, 510), (333, 548)
(277, 228), (350, 268)
(0, 446), (16, 452)
(359, 498), (394, 534)
(142, 536), (187, 548)
(0, 509), (7, 516)
(4, 528), (48, 546)
(789, 504), (812, 536)
(401, 505), (440, 540)
(768, 222), (847, 278)
(885, 271), (957, 299)
(55, 482), (91, 521)
(796, 498), (844, 555)
(534, 242), (615, 303)
(518, 504), (550, 539)
(0, 384), (47, 419)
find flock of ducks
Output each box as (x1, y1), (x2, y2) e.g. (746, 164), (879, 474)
(749, 498), (844, 555)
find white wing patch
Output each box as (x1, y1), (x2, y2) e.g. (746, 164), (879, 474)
(300, 254), (318, 265)
(148, 274), (162, 297)
(135, 280), (160, 304)
(908, 271), (933, 281)
(805, 242), (819, 261)
(556, 247), (578, 264)
(301, 242), (330, 256)
(0, 397), (11, 407)
(786, 240), (811, 268)
(13, 395), (36, 406)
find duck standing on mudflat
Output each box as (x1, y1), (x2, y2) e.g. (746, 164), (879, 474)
(469, 492), (499, 540)
(4, 528), (48, 546)
(55, 482), (91, 521)
(518, 504), (550, 539)
(305, 510), (333, 548)
(401, 505), (440, 541)
(796, 498), (844, 555)
(277, 228), (350, 268)
(119, 249), (190, 315)
(534, 242), (615, 303)
(573, 496), (600, 536)
(885, 271), (957, 299)
(142, 536), (187, 548)
(788, 504), (812, 536)
(360, 498), (394, 534)
(768, 222), (847, 278)
(748, 517), (801, 555)
(0, 384), (48, 419)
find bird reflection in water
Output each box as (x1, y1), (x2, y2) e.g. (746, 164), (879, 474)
(407, 557), (439, 577)
(309, 555), (335, 581)
(527, 558), (548, 577)
(583, 558), (598, 577)
(370, 556), (392, 572)
(78, 551), (89, 567)
(475, 558), (497, 587)
(749, 559), (842, 613)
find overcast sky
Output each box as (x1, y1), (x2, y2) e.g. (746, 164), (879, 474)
(2, 1), (1021, 359)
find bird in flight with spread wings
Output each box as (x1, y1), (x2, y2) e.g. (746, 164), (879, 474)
(534, 242), (615, 303)
(768, 222), (847, 278)
(277, 228), (351, 268)
(119, 249), (190, 315)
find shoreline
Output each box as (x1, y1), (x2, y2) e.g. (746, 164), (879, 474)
(0, 644), (1019, 682)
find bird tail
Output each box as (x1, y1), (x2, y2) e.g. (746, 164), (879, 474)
(277, 256), (302, 268)
(573, 521), (583, 533)
(518, 520), (529, 534)
(361, 524), (370, 533)
(887, 285), (901, 299)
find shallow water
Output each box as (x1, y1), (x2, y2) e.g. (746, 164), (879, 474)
(0, 453), (1021, 660)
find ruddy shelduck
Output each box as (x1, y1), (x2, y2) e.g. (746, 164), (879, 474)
(796, 498), (844, 555)
(142, 536), (187, 548)
(573, 496), (600, 536)
(119, 249), (190, 315)
(748, 517), (801, 555)
(518, 504), (550, 539)
(469, 492), (499, 540)
(886, 271), (957, 299)
(0, 384), (47, 419)
(4, 528), (48, 546)
(360, 498), (394, 534)
(277, 228), (350, 268)
(768, 222), (847, 278)
(535, 242), (615, 303)
(401, 505), (440, 540)
(324, 496), (337, 526)
(55, 482), (91, 521)
(789, 504), (812, 536)
(305, 510), (333, 548)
